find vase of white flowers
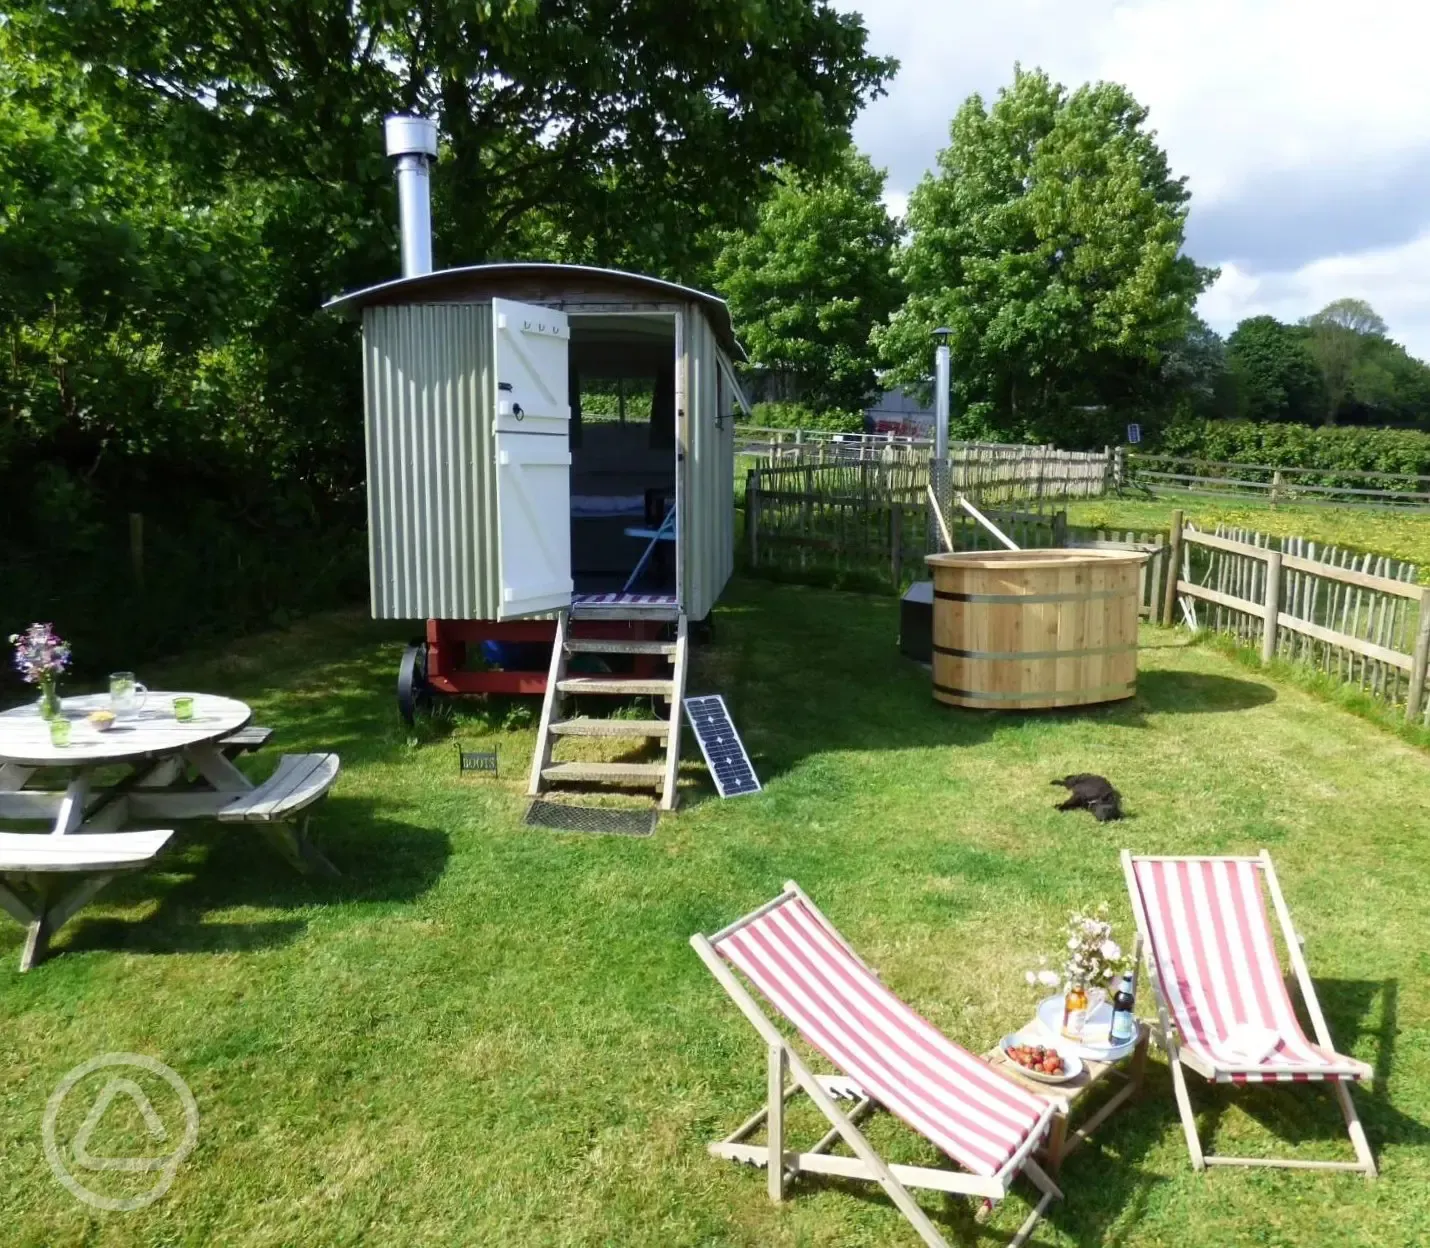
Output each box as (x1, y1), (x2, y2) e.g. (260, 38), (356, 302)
(10, 623), (71, 720)
(1026, 903), (1129, 1042)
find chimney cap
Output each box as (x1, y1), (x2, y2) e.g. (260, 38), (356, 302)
(384, 114), (438, 159)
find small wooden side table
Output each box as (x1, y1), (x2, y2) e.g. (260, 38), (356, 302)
(982, 1023), (1150, 1174)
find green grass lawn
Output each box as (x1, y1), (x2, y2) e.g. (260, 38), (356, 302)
(1068, 496), (1430, 576)
(3, 581), (1428, 1246)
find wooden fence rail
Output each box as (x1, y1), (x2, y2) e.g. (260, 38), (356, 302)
(1129, 453), (1430, 509)
(1166, 518), (1430, 723)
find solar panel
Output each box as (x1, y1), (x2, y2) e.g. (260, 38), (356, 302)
(684, 694), (761, 799)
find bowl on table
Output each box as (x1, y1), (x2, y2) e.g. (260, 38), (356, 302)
(999, 1032), (1083, 1084)
(87, 710), (117, 733)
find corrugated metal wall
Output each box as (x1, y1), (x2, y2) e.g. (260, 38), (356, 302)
(363, 296), (734, 623)
(363, 303), (501, 619)
(682, 305), (736, 621)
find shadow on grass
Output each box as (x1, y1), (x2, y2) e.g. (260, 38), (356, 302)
(680, 580), (1281, 799)
(1124, 979), (1424, 1180)
(46, 795), (451, 960)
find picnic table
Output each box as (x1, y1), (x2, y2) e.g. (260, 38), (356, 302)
(0, 692), (339, 970)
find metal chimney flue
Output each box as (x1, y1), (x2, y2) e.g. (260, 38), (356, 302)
(384, 114), (439, 278)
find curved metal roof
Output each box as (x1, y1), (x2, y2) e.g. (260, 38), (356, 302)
(324, 262), (742, 358)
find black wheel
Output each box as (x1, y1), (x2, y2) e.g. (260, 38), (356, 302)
(397, 642), (430, 726)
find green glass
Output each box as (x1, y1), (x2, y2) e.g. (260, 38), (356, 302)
(172, 695), (195, 722)
(49, 717), (71, 747)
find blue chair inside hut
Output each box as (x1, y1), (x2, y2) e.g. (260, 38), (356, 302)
(621, 489), (676, 592)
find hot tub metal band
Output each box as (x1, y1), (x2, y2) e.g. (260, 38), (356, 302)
(933, 681), (1137, 703)
(933, 588), (1128, 605)
(933, 642), (1138, 661)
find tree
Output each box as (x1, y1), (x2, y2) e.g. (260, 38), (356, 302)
(11, 0), (894, 287)
(1344, 335), (1430, 428)
(874, 67), (1213, 447)
(1299, 299), (1388, 424)
(713, 149), (901, 415)
(1304, 298), (1388, 338)
(1225, 316), (1324, 424)
(1158, 317), (1237, 422)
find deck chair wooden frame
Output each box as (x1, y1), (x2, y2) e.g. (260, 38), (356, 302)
(1121, 849), (1376, 1177)
(691, 881), (1062, 1248)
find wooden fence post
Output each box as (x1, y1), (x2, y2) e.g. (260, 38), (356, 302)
(1262, 549), (1282, 664)
(129, 512), (145, 589)
(1407, 588), (1430, 723)
(745, 469), (761, 569)
(1161, 509), (1184, 627)
(890, 504), (903, 588)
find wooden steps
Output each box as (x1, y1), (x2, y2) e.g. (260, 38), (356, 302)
(566, 637), (676, 657)
(540, 761), (665, 786)
(528, 611), (689, 810)
(549, 717), (670, 739)
(557, 676), (673, 696)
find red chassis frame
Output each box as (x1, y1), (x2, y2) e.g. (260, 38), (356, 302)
(424, 617), (664, 696)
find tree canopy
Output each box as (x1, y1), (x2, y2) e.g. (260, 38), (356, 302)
(713, 149), (902, 416)
(9, 0), (893, 286)
(875, 67), (1213, 447)
(0, 2), (892, 669)
(1213, 302), (1430, 428)
(1225, 316), (1325, 424)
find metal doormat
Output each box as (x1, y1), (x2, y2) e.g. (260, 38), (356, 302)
(683, 694), (762, 798)
(524, 800), (657, 838)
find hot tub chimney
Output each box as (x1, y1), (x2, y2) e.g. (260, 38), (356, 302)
(384, 114), (439, 278)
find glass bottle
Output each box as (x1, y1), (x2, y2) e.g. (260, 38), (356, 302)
(1109, 973), (1137, 1045)
(1061, 982), (1089, 1041)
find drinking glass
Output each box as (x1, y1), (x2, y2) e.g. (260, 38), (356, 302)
(172, 695), (195, 722)
(49, 718), (72, 747)
(109, 672), (149, 719)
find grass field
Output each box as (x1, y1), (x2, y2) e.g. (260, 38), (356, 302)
(3, 581), (1428, 1246)
(1068, 496), (1430, 576)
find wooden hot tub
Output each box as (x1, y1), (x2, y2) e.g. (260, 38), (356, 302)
(925, 548), (1149, 710)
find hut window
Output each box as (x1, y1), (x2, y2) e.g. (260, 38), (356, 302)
(581, 376), (656, 428)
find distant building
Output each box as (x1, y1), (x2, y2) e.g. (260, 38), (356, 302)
(864, 387), (935, 437)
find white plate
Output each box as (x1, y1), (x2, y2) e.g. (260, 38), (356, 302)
(999, 1032), (1084, 1084)
(1035, 995), (1141, 1062)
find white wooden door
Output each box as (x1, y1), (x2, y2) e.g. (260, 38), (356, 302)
(493, 299), (573, 618)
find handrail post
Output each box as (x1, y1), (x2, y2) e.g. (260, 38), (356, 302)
(1407, 588), (1430, 723)
(1262, 549), (1282, 664)
(1161, 509), (1185, 627)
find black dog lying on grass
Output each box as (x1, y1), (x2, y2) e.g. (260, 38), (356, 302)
(1051, 774), (1123, 822)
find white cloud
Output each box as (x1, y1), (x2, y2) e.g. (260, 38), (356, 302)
(837, 0), (1430, 358)
(1201, 233), (1430, 361)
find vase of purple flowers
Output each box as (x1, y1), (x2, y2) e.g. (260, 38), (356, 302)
(11, 623), (71, 720)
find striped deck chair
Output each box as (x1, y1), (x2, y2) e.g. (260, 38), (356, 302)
(691, 882), (1062, 1248)
(1122, 850), (1376, 1176)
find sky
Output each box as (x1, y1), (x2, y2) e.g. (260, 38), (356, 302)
(834, 0), (1430, 361)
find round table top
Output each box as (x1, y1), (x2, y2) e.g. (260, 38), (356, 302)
(0, 692), (251, 767)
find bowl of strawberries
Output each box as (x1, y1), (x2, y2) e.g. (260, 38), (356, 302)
(998, 1033), (1083, 1084)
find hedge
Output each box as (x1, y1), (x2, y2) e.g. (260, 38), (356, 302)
(1154, 419), (1430, 479)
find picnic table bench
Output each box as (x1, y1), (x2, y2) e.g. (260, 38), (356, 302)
(0, 694), (339, 970)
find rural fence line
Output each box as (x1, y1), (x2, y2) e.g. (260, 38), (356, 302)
(1162, 511), (1430, 724)
(1129, 453), (1430, 510)
(1065, 529), (1170, 623)
(743, 447), (1116, 587)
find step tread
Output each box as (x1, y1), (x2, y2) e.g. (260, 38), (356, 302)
(557, 676), (674, 696)
(541, 761), (666, 783)
(565, 638), (677, 656)
(550, 717), (671, 738)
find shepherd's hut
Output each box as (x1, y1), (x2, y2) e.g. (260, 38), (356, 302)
(325, 116), (748, 808)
